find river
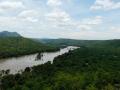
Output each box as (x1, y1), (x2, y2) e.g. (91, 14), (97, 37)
(0, 46), (79, 74)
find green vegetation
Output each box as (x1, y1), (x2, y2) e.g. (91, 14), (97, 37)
(38, 38), (120, 48)
(1, 40), (120, 90)
(35, 38), (103, 47)
(0, 37), (58, 59)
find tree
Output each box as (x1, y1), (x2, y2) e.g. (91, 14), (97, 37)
(104, 84), (115, 90)
(86, 84), (97, 90)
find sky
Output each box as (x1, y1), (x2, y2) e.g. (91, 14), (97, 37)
(0, 0), (119, 40)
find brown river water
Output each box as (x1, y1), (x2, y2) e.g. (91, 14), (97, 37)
(0, 46), (79, 74)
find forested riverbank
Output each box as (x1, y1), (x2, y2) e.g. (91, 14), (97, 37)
(0, 37), (58, 59)
(1, 43), (120, 90)
(0, 46), (77, 74)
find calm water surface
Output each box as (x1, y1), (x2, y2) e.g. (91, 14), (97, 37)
(0, 46), (79, 74)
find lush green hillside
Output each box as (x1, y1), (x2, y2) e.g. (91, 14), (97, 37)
(38, 38), (120, 48)
(0, 37), (58, 59)
(34, 38), (104, 47)
(1, 41), (120, 90)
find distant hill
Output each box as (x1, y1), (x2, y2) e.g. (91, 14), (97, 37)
(33, 38), (102, 47)
(0, 31), (21, 37)
(34, 38), (120, 48)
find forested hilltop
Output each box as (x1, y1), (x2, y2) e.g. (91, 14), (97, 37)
(1, 39), (120, 90)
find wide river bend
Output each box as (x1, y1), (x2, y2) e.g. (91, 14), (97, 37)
(0, 46), (79, 74)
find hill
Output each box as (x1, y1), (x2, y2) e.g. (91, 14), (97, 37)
(0, 31), (21, 37)
(0, 37), (58, 59)
(34, 38), (120, 48)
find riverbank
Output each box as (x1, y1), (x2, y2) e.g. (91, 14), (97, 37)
(0, 46), (78, 74)
(0, 37), (59, 59)
(0, 47), (59, 59)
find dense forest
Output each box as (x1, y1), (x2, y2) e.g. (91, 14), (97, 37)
(0, 37), (58, 59)
(1, 40), (120, 90)
(38, 38), (120, 48)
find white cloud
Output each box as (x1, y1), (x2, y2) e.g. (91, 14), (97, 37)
(0, 10), (41, 30)
(47, 0), (62, 7)
(0, 17), (20, 27)
(0, 1), (25, 13)
(46, 0), (72, 29)
(56, 26), (120, 40)
(46, 8), (70, 23)
(109, 26), (120, 35)
(18, 10), (39, 22)
(46, 0), (103, 32)
(81, 16), (103, 25)
(77, 16), (103, 30)
(91, 0), (120, 11)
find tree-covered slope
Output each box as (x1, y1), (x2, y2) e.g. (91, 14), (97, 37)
(1, 42), (120, 90)
(38, 38), (120, 48)
(0, 37), (57, 59)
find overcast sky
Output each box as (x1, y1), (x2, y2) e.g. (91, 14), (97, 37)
(0, 0), (119, 40)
